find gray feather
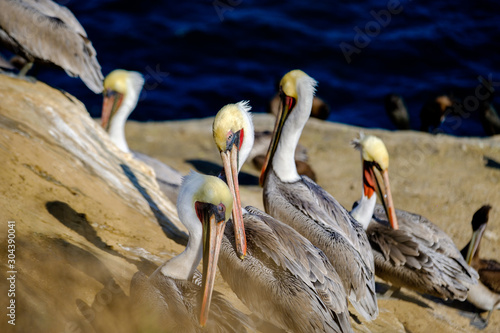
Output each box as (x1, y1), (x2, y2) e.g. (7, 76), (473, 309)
(0, 0), (103, 93)
(369, 204), (478, 301)
(263, 169), (378, 321)
(219, 206), (353, 333)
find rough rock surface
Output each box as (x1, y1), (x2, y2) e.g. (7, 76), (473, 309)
(1, 74), (499, 332)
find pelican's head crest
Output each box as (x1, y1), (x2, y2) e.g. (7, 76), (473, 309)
(280, 69), (317, 100)
(353, 134), (389, 170)
(212, 101), (253, 153)
(104, 69), (144, 95)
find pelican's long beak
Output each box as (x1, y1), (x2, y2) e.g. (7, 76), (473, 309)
(465, 223), (487, 265)
(373, 167), (399, 230)
(101, 89), (124, 130)
(259, 93), (294, 186)
(197, 202), (228, 327)
(220, 144), (246, 258)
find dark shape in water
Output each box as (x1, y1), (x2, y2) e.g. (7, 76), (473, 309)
(477, 76), (500, 136)
(420, 95), (453, 132)
(384, 94), (411, 130)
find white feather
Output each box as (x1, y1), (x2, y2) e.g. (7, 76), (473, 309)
(273, 75), (317, 183)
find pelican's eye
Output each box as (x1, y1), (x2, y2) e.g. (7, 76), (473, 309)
(218, 203), (226, 214)
(227, 131), (234, 145)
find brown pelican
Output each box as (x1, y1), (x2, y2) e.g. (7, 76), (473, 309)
(461, 205), (500, 324)
(419, 95), (453, 132)
(0, 0), (103, 93)
(130, 171), (252, 332)
(258, 70), (378, 322)
(384, 94), (411, 130)
(102, 69), (182, 203)
(350, 134), (478, 300)
(213, 102), (353, 333)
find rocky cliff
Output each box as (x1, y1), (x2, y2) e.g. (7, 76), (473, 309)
(1, 74), (499, 332)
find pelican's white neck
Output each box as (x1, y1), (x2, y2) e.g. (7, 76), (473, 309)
(108, 75), (144, 153)
(350, 193), (377, 230)
(159, 225), (202, 280)
(350, 155), (377, 229)
(272, 77), (316, 183)
(159, 176), (203, 280)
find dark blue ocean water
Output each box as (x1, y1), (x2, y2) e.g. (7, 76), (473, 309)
(33, 0), (500, 136)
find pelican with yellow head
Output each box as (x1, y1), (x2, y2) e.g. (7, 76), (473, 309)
(259, 69), (379, 321)
(100, 69), (182, 203)
(101, 69), (145, 152)
(351, 134), (398, 230)
(130, 171), (252, 331)
(211, 101), (354, 333)
(212, 102), (254, 258)
(351, 134), (478, 301)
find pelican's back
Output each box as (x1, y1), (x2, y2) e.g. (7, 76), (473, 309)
(372, 204), (478, 299)
(263, 170), (378, 320)
(219, 206), (353, 333)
